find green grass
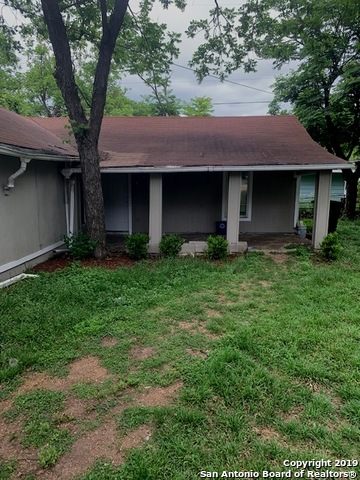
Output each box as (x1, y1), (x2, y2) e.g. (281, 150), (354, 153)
(1, 220), (360, 478)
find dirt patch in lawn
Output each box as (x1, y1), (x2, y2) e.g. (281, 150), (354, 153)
(136, 381), (183, 407)
(253, 425), (288, 448)
(101, 336), (119, 347)
(205, 308), (222, 318)
(178, 321), (221, 339)
(130, 346), (157, 361)
(17, 356), (110, 395)
(186, 348), (209, 359)
(120, 424), (152, 450)
(0, 414), (39, 469)
(266, 253), (289, 265)
(1, 355), (183, 479)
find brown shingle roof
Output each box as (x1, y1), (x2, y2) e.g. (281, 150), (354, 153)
(0, 108), (77, 157)
(32, 115), (349, 168)
(1, 110), (349, 168)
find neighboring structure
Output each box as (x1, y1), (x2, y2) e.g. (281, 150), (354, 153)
(299, 171), (345, 212)
(0, 108), (352, 280)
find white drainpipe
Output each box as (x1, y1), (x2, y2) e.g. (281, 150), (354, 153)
(4, 157), (32, 195)
(62, 171), (76, 237)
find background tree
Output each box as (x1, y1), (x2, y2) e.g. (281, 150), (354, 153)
(188, 0), (360, 217)
(182, 96), (214, 116)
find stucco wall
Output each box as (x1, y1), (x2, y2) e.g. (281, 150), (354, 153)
(163, 172), (222, 234)
(239, 171), (296, 233)
(0, 155), (66, 276)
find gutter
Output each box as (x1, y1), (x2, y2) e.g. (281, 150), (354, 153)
(0, 143), (78, 162)
(62, 163), (353, 176)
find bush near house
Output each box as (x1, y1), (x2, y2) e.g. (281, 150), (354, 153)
(63, 230), (98, 259)
(320, 232), (341, 261)
(125, 233), (150, 260)
(204, 235), (229, 260)
(159, 235), (185, 258)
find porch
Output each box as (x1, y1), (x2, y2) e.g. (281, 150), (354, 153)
(107, 232), (312, 255)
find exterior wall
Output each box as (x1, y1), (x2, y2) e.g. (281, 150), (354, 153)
(131, 173), (149, 233)
(239, 171), (296, 233)
(162, 172), (222, 234)
(0, 155), (66, 279)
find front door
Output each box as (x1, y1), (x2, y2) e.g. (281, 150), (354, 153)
(102, 174), (129, 232)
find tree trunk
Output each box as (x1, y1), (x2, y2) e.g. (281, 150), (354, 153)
(77, 137), (107, 258)
(342, 165), (360, 220)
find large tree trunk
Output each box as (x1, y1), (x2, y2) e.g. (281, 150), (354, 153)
(77, 137), (106, 258)
(342, 165), (360, 220)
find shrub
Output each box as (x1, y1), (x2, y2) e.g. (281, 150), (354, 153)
(159, 234), (184, 258)
(204, 235), (229, 260)
(320, 232), (341, 261)
(125, 233), (149, 260)
(63, 230), (98, 259)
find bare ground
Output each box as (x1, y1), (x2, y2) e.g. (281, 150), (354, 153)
(0, 354), (183, 479)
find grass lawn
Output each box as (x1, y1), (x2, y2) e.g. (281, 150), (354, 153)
(1, 221), (360, 479)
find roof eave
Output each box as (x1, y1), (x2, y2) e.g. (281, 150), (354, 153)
(0, 143), (78, 162)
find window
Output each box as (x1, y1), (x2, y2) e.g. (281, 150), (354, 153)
(222, 172), (253, 222)
(240, 172), (252, 221)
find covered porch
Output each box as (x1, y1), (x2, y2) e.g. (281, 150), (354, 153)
(144, 170), (333, 252)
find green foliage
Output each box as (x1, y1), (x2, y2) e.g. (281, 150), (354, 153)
(182, 96), (214, 117)
(188, 0), (360, 212)
(320, 232), (341, 261)
(63, 230), (98, 259)
(159, 234), (184, 258)
(0, 460), (17, 479)
(125, 233), (150, 260)
(204, 235), (229, 260)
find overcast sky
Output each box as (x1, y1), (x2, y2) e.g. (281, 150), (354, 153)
(123, 0), (289, 116)
(3, 0), (293, 117)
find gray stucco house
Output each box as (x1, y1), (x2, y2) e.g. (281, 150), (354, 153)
(0, 107), (351, 280)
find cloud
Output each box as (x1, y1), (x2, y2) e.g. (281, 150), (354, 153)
(123, 0), (288, 116)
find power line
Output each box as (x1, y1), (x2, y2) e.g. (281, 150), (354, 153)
(213, 101), (272, 105)
(172, 62), (274, 94)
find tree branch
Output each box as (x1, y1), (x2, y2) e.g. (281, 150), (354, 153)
(40, 0), (87, 132)
(89, 0), (128, 143)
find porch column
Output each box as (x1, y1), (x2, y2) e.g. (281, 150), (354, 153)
(149, 173), (163, 246)
(313, 171), (332, 248)
(226, 172), (241, 245)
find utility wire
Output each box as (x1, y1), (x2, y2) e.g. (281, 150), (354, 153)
(213, 101), (272, 104)
(172, 62), (274, 94)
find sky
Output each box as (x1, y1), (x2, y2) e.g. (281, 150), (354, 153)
(2, 0), (294, 117)
(123, 0), (290, 116)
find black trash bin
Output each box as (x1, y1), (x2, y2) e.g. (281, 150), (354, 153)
(215, 221), (227, 236)
(328, 201), (342, 233)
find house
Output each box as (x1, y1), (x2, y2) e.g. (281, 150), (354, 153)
(0, 108), (352, 280)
